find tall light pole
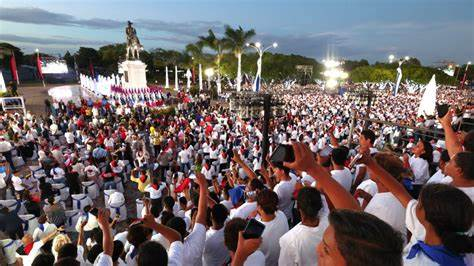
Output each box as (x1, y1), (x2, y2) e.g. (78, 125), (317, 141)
(460, 61), (472, 90)
(205, 68), (214, 91)
(394, 56), (410, 95)
(246, 42), (278, 92)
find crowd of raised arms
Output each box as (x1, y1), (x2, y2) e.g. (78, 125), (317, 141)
(0, 85), (472, 266)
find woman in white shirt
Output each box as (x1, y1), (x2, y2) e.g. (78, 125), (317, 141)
(362, 151), (473, 266)
(403, 140), (433, 198)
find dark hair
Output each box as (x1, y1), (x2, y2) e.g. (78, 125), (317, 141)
(419, 140), (433, 164)
(224, 218), (246, 252)
(454, 152), (474, 180)
(32, 253), (55, 266)
(256, 189), (279, 215)
(87, 244), (103, 263)
(90, 228), (103, 245)
(419, 184), (474, 254)
(361, 129), (376, 145)
(137, 241), (168, 266)
(211, 204), (229, 226)
(163, 196), (175, 210)
(440, 150), (450, 163)
(178, 196), (187, 206)
(297, 187), (322, 220)
(248, 178), (265, 192)
(160, 210), (175, 225)
(329, 209), (403, 266)
(373, 152), (406, 182)
(57, 243), (77, 260)
(127, 224), (153, 248)
(463, 130), (474, 152)
(112, 240), (124, 262)
(166, 217), (187, 240)
(54, 257), (80, 266)
(331, 147), (348, 166)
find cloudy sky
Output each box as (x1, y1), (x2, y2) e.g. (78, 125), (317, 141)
(0, 0), (473, 64)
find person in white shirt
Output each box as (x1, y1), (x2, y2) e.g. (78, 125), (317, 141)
(359, 148), (473, 266)
(11, 173), (25, 194)
(272, 164), (295, 222)
(201, 161), (215, 181)
(203, 204), (230, 266)
(224, 218), (266, 266)
(403, 140), (433, 197)
(351, 129), (377, 190)
(256, 189), (289, 266)
(427, 150), (450, 184)
(178, 146), (191, 174)
(181, 173), (208, 266)
(281, 142), (403, 266)
(362, 152), (407, 239)
(279, 187), (328, 266)
(443, 151), (474, 201)
(330, 147), (353, 192)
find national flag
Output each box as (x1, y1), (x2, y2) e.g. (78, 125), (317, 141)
(89, 60), (95, 78)
(36, 53), (44, 80)
(10, 51), (19, 84)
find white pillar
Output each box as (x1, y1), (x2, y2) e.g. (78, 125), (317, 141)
(175, 65), (179, 91)
(186, 69), (191, 92)
(199, 64), (203, 92)
(165, 66), (169, 89)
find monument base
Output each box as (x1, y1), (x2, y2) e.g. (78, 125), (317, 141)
(119, 60), (147, 89)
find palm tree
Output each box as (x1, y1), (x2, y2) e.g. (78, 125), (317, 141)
(185, 43), (204, 91)
(198, 29), (227, 94)
(223, 25), (256, 92)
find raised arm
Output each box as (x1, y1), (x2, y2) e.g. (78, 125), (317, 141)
(440, 109), (463, 158)
(142, 200), (182, 243)
(232, 149), (257, 180)
(97, 208), (113, 256)
(194, 173), (208, 225)
(284, 143), (360, 211)
(362, 152), (412, 208)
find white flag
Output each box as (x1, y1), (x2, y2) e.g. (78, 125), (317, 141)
(417, 75), (437, 117)
(0, 70), (7, 93)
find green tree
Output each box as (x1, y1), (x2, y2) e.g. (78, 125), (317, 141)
(198, 29), (227, 93)
(63, 51), (74, 68)
(75, 47), (100, 71)
(98, 43), (126, 73)
(223, 25), (256, 91)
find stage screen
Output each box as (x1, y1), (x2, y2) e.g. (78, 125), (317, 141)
(42, 60), (69, 74)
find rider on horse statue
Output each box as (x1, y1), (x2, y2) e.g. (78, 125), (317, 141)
(126, 21), (143, 60)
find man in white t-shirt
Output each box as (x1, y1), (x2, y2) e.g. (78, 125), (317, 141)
(178, 146), (191, 174)
(330, 148), (353, 192)
(279, 187), (328, 266)
(256, 189), (289, 266)
(203, 204), (230, 266)
(272, 165), (295, 222)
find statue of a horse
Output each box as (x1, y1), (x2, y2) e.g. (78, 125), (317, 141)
(126, 37), (143, 60)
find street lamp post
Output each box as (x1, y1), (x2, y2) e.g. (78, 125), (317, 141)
(394, 56), (410, 95)
(246, 42), (278, 92)
(460, 61), (472, 90)
(205, 68), (214, 91)
(388, 54), (395, 64)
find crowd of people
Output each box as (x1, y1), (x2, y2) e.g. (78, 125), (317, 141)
(0, 83), (472, 266)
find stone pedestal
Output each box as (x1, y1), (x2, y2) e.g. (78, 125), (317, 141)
(118, 60), (147, 89)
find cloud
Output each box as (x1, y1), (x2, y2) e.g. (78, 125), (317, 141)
(0, 7), (223, 37)
(257, 32), (367, 59)
(0, 33), (108, 46)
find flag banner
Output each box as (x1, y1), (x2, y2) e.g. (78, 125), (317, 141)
(89, 61), (95, 78)
(0, 70), (7, 93)
(394, 67), (402, 95)
(417, 75), (437, 117)
(36, 54), (44, 80)
(10, 53), (19, 83)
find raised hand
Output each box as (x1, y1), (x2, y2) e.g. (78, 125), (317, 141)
(283, 143), (317, 173)
(97, 208), (111, 229)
